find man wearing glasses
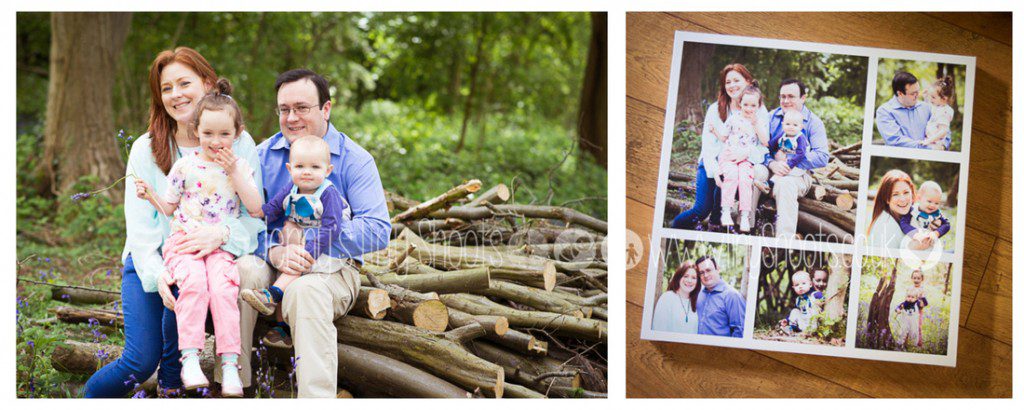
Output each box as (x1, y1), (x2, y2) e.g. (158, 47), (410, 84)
(750, 79), (830, 239)
(237, 68), (391, 397)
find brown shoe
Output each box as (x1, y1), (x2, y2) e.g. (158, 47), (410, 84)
(240, 288), (277, 316)
(262, 326), (293, 349)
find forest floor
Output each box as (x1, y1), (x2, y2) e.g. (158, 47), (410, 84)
(753, 328), (846, 347)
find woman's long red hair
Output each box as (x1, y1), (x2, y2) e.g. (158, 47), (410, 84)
(716, 63), (755, 123)
(147, 47), (218, 174)
(666, 261), (701, 311)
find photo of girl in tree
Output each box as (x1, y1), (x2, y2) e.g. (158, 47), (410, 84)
(753, 247), (851, 346)
(856, 255), (952, 355)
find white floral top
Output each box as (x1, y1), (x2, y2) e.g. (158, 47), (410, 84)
(164, 152), (257, 235)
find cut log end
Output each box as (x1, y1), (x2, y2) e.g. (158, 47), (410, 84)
(493, 317), (510, 336)
(360, 289), (391, 320)
(412, 299), (450, 332)
(543, 262), (557, 292)
(529, 338), (549, 356)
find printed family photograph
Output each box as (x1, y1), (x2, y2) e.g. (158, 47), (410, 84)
(664, 41), (868, 244)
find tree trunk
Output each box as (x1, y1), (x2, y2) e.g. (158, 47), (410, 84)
(824, 254), (850, 319)
(455, 14), (489, 153)
(431, 204), (607, 233)
(359, 267), (491, 294)
(675, 42), (715, 129)
(864, 260), (898, 350)
(467, 183), (511, 207)
(577, 12), (607, 168)
(473, 280), (587, 318)
(43, 12), (132, 202)
(486, 329), (548, 356)
(51, 305), (123, 327)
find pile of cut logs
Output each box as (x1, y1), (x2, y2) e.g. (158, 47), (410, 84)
(665, 141), (861, 243)
(46, 179), (608, 398)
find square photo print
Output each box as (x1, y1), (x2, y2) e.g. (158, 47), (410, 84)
(646, 238), (753, 340)
(753, 247), (851, 347)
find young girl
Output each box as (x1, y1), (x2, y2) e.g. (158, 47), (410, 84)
(714, 84), (769, 232)
(135, 79), (262, 396)
(895, 269), (929, 348)
(922, 75), (955, 150)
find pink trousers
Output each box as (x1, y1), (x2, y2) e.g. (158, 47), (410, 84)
(718, 158), (754, 212)
(164, 231), (240, 355)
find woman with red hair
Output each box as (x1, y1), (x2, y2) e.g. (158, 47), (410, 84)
(84, 47), (264, 397)
(671, 63), (769, 230)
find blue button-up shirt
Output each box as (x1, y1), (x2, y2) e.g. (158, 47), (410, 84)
(875, 96), (942, 149)
(696, 280), (746, 338)
(765, 105), (829, 170)
(255, 123), (391, 264)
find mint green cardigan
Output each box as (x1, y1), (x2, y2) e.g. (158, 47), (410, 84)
(121, 131), (266, 292)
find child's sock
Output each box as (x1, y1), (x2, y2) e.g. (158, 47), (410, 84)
(221, 353), (238, 365)
(268, 286), (284, 303)
(181, 348), (199, 364)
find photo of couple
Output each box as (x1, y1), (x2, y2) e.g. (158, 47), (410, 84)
(753, 247), (851, 346)
(856, 255), (953, 355)
(664, 41), (867, 243)
(649, 239), (751, 338)
(873, 58), (967, 152)
(863, 156), (960, 254)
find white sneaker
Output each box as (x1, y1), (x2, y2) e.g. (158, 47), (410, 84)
(739, 212), (751, 232)
(220, 362), (243, 398)
(720, 209), (734, 226)
(180, 352), (209, 390)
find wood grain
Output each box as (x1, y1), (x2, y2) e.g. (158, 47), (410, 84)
(626, 12), (1012, 398)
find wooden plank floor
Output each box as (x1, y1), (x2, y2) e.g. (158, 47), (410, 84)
(625, 12), (1012, 398)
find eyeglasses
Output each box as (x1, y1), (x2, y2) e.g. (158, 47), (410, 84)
(276, 104), (320, 117)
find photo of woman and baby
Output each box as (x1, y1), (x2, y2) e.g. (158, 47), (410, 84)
(863, 156), (960, 254)
(664, 42), (867, 243)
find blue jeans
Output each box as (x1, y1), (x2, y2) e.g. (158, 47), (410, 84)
(83, 255), (182, 397)
(671, 161), (721, 229)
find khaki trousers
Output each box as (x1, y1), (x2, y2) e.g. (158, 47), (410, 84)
(215, 255), (359, 397)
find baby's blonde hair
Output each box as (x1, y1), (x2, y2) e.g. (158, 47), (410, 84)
(290, 135), (332, 164)
(792, 270), (810, 284)
(917, 180), (943, 199)
(783, 109), (804, 124)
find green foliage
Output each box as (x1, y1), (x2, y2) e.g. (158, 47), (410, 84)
(346, 100), (606, 217)
(661, 240), (746, 292)
(805, 96), (864, 147)
(873, 58), (966, 151)
(697, 43), (868, 110)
